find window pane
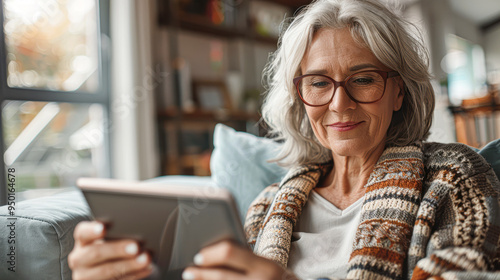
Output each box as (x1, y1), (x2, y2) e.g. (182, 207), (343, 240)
(2, 101), (108, 193)
(3, 0), (99, 92)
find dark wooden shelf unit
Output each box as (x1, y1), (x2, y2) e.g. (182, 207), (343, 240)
(449, 94), (500, 148)
(158, 109), (260, 122)
(155, 0), (308, 175)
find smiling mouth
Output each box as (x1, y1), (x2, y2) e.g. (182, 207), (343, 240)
(328, 121), (364, 132)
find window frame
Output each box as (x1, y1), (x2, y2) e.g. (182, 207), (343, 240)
(0, 0), (112, 205)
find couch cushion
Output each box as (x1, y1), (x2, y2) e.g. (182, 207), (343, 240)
(0, 189), (91, 280)
(210, 124), (288, 219)
(145, 175), (213, 186)
(479, 138), (500, 180)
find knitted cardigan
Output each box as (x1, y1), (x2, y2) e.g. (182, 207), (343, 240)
(244, 142), (500, 280)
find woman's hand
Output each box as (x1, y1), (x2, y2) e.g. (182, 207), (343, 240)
(68, 221), (153, 280)
(182, 240), (298, 280)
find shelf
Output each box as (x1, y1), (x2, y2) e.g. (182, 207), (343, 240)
(177, 13), (245, 39)
(164, 153), (211, 176)
(158, 5), (281, 45)
(449, 93), (500, 115)
(162, 15), (279, 45)
(448, 94), (500, 148)
(449, 103), (500, 115)
(158, 109), (260, 122)
(266, 0), (312, 9)
(252, 33), (279, 45)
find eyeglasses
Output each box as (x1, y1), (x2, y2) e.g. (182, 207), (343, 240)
(293, 70), (400, 106)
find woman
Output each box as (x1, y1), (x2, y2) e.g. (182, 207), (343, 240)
(69, 0), (500, 279)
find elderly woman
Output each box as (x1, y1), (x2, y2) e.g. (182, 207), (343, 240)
(69, 0), (500, 279)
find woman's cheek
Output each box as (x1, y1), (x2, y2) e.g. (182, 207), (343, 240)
(306, 108), (328, 145)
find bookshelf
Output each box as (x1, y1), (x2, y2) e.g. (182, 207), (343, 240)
(155, 0), (310, 175)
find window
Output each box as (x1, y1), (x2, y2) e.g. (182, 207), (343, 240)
(0, 0), (111, 205)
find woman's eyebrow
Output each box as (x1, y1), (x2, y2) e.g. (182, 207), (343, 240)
(303, 69), (329, 75)
(349, 63), (379, 72)
(303, 64), (380, 75)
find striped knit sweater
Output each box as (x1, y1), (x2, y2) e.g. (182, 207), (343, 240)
(244, 142), (500, 280)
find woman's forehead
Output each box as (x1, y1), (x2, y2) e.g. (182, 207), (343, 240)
(301, 28), (385, 72)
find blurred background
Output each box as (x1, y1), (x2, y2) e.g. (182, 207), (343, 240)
(0, 0), (499, 201)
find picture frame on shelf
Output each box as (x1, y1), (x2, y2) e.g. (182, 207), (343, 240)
(192, 80), (233, 112)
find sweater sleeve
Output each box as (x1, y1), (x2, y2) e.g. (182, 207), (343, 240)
(410, 144), (500, 279)
(244, 183), (279, 251)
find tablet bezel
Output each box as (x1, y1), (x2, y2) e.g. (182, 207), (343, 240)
(76, 177), (247, 278)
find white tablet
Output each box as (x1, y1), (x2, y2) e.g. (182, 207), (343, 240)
(77, 177), (247, 280)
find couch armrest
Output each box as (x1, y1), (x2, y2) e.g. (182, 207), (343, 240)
(0, 190), (91, 280)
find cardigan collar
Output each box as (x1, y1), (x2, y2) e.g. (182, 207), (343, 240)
(254, 142), (424, 280)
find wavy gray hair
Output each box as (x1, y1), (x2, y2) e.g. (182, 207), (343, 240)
(261, 0), (435, 167)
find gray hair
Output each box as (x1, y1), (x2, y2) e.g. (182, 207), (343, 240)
(261, 0), (435, 167)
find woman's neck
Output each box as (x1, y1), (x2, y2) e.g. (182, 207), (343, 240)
(315, 144), (385, 210)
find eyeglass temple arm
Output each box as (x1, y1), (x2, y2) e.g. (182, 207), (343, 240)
(388, 71), (400, 78)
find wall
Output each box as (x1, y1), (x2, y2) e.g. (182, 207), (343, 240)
(402, 1), (457, 143)
(111, 0), (159, 180)
(413, 0), (485, 80)
(484, 24), (500, 74)
(454, 13), (483, 45)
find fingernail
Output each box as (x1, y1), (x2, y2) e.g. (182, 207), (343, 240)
(136, 252), (147, 263)
(125, 243), (138, 255)
(182, 270), (195, 280)
(193, 253), (203, 265)
(94, 223), (104, 234)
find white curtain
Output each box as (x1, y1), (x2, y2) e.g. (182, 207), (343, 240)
(110, 0), (159, 180)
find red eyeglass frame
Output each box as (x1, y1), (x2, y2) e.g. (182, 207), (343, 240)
(293, 70), (400, 107)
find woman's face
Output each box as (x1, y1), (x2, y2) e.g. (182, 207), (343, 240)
(300, 28), (404, 158)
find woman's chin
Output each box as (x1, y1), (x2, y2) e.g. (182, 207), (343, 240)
(328, 138), (378, 158)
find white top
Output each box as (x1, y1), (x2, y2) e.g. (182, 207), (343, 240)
(287, 190), (363, 279)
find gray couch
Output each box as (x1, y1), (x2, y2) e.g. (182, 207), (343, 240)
(0, 190), (91, 279)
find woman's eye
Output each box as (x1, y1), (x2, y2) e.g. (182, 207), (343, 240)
(352, 78), (374, 85)
(311, 81), (330, 87)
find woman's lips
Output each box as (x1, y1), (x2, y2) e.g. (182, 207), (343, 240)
(328, 121), (364, 132)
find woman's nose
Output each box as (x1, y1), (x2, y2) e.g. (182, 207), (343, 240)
(328, 86), (357, 112)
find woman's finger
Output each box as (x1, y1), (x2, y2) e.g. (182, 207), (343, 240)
(72, 252), (152, 280)
(194, 240), (253, 273)
(115, 265), (154, 280)
(70, 239), (143, 268)
(190, 240), (299, 280)
(73, 221), (106, 246)
(182, 267), (246, 280)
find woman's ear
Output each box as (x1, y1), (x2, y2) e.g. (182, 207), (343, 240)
(393, 80), (405, 111)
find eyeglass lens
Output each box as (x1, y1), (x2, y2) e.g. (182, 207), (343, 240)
(297, 71), (386, 105)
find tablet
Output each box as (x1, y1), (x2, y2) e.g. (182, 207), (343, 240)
(77, 177), (247, 280)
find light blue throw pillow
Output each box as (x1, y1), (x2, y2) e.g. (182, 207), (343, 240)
(210, 124), (287, 219)
(479, 138), (500, 180)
